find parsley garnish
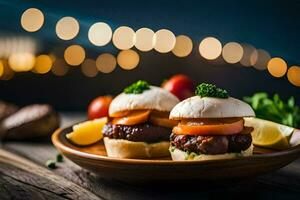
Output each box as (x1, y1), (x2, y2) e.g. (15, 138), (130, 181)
(56, 153), (63, 162)
(195, 83), (229, 98)
(244, 92), (300, 127)
(124, 80), (150, 94)
(45, 159), (56, 169)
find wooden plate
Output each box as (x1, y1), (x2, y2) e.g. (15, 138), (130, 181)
(52, 125), (300, 182)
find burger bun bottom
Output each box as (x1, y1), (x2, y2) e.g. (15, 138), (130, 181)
(104, 137), (170, 159)
(170, 145), (253, 161)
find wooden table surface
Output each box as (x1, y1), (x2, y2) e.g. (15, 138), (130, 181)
(1, 113), (300, 200)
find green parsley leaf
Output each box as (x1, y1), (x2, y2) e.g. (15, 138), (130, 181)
(124, 80), (150, 94)
(195, 83), (229, 98)
(45, 159), (56, 169)
(56, 153), (63, 162)
(243, 93), (300, 128)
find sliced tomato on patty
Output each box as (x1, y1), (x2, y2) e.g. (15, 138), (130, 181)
(172, 118), (244, 136)
(112, 110), (150, 125)
(149, 110), (178, 128)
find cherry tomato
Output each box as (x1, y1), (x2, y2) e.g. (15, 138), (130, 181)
(88, 96), (113, 120)
(162, 74), (195, 100)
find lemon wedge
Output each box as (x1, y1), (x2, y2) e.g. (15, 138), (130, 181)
(244, 117), (294, 150)
(66, 117), (107, 146)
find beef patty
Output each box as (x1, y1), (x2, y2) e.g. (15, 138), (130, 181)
(102, 122), (171, 143)
(170, 127), (253, 155)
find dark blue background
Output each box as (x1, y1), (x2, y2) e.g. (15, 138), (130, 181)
(0, 0), (299, 110)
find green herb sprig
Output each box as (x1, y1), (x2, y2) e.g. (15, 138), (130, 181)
(244, 92), (300, 128)
(45, 153), (64, 169)
(195, 83), (229, 98)
(45, 159), (56, 169)
(124, 80), (150, 94)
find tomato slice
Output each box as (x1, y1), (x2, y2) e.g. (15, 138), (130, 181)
(149, 111), (178, 128)
(173, 119), (244, 135)
(112, 110), (150, 125)
(110, 110), (130, 118)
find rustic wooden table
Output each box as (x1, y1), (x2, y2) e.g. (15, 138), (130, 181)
(1, 113), (300, 200)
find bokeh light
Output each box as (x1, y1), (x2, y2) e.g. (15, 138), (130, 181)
(0, 37), (37, 59)
(21, 8), (44, 32)
(154, 29), (176, 53)
(117, 50), (139, 70)
(267, 57), (287, 78)
(49, 54), (56, 63)
(88, 22), (112, 46)
(199, 37), (222, 60)
(51, 59), (69, 76)
(56, 17), (80, 40)
(112, 26), (136, 50)
(240, 44), (256, 67)
(0, 60), (14, 80)
(81, 59), (98, 77)
(222, 42), (243, 64)
(0, 60), (3, 77)
(135, 28), (155, 52)
(32, 55), (53, 74)
(250, 49), (270, 70)
(287, 66), (300, 87)
(8, 52), (35, 72)
(96, 53), (117, 73)
(64, 45), (85, 66)
(172, 35), (193, 57)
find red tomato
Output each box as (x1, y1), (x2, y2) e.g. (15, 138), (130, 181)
(162, 74), (195, 100)
(88, 96), (113, 120)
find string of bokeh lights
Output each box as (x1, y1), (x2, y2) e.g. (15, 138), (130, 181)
(0, 7), (299, 87)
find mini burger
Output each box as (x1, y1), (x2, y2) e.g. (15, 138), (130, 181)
(102, 80), (180, 159)
(169, 83), (255, 161)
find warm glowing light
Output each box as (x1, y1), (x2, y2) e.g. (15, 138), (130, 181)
(8, 53), (35, 72)
(81, 59), (98, 77)
(222, 42), (243, 64)
(249, 49), (258, 66)
(88, 22), (112, 46)
(49, 54), (56, 63)
(0, 37), (37, 58)
(135, 28), (155, 51)
(117, 50), (139, 70)
(199, 37), (222, 60)
(172, 35), (193, 57)
(21, 8), (44, 32)
(267, 57), (287, 78)
(250, 49), (271, 70)
(240, 44), (256, 67)
(56, 17), (80, 40)
(287, 66), (300, 87)
(51, 59), (69, 76)
(154, 29), (176, 53)
(64, 45), (85, 66)
(32, 55), (53, 74)
(112, 26), (136, 50)
(96, 53), (117, 73)
(0, 60), (14, 80)
(0, 61), (3, 77)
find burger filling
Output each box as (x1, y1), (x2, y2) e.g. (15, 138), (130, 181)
(103, 109), (178, 143)
(170, 118), (253, 155)
(103, 122), (171, 143)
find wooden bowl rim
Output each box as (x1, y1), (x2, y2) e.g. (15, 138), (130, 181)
(52, 125), (300, 165)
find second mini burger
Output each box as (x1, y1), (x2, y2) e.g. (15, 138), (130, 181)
(169, 83), (255, 161)
(102, 80), (179, 159)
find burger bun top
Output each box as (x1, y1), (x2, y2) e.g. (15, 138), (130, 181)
(170, 96), (255, 119)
